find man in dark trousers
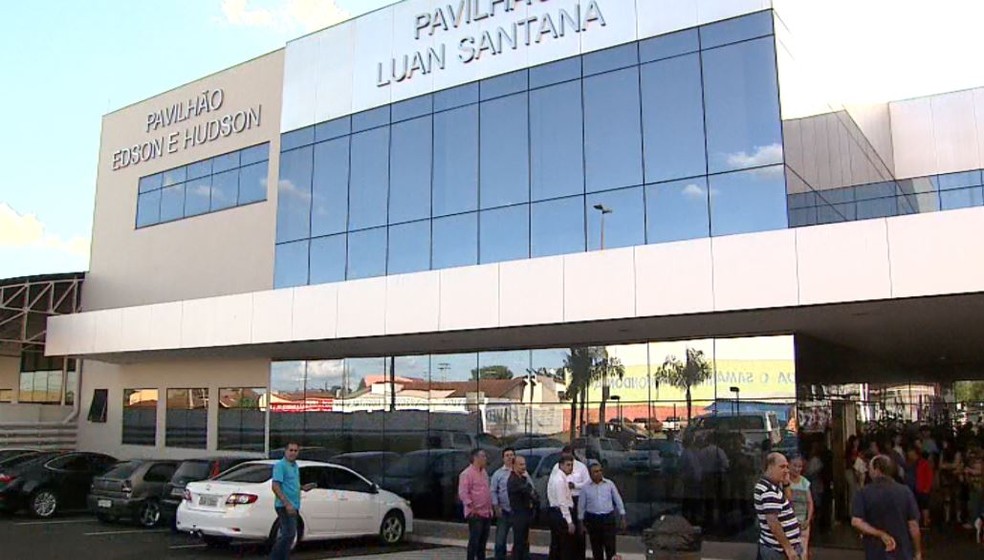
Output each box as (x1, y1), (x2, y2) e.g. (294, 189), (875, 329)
(577, 461), (627, 560)
(508, 455), (537, 560)
(548, 454), (576, 560)
(851, 455), (923, 560)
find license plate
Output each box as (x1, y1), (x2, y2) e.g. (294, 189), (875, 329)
(170, 488), (184, 497)
(199, 495), (219, 507)
(97, 499), (112, 508)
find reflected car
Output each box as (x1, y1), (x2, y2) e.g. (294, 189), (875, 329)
(88, 459), (179, 527)
(330, 452), (400, 483)
(176, 460), (412, 549)
(0, 451), (117, 518)
(685, 412), (782, 449)
(507, 435), (566, 451)
(627, 438), (684, 473)
(378, 449), (471, 520)
(160, 457), (256, 529)
(0, 448), (42, 463)
(573, 437), (632, 472)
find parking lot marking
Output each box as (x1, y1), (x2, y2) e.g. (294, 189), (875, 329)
(84, 529), (170, 536)
(15, 519), (95, 526)
(169, 543), (207, 550)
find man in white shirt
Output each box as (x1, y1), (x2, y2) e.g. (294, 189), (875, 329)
(552, 445), (590, 560)
(548, 454), (576, 560)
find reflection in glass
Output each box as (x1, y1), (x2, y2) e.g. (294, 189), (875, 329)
(532, 196), (585, 258)
(349, 127), (390, 230)
(270, 362), (306, 450)
(187, 160), (212, 180)
(433, 212), (478, 270)
(481, 93), (529, 209)
(240, 144), (269, 165)
(162, 166), (187, 187)
(238, 161), (268, 205)
(583, 67), (644, 193)
(434, 105), (479, 216)
(159, 184), (185, 222)
(139, 173), (162, 193)
(587, 188), (645, 251)
(639, 28), (699, 63)
(218, 387), (266, 451)
(388, 220), (431, 275)
(309, 234), (347, 285)
(641, 54), (707, 183)
(136, 190), (161, 228)
(210, 169), (239, 211)
(646, 178), (711, 243)
(312, 137), (350, 237)
(274, 240), (309, 289)
(583, 43), (638, 77)
(184, 175), (212, 217)
(347, 227), (387, 280)
(213, 152), (240, 173)
(940, 186), (984, 210)
(530, 80), (584, 201)
(389, 116), (432, 224)
(480, 205), (529, 264)
(123, 388), (158, 446)
(699, 10), (774, 49)
(710, 166), (788, 236)
(165, 388), (208, 449)
(276, 147), (313, 242)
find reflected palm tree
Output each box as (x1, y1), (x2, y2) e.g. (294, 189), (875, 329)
(654, 348), (712, 422)
(563, 347), (626, 440)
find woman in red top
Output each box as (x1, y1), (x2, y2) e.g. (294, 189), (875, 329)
(912, 448), (934, 528)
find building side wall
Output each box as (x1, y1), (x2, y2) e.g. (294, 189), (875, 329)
(891, 87), (984, 179)
(77, 358), (268, 460)
(84, 50), (285, 311)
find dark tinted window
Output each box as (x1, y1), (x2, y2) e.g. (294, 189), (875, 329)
(88, 389), (108, 423)
(215, 463), (272, 483)
(104, 461), (141, 479)
(327, 467), (373, 493)
(144, 463), (176, 483)
(173, 461), (211, 482)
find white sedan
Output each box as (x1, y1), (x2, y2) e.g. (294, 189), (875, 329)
(176, 460), (412, 549)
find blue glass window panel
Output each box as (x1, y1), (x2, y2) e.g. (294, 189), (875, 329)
(349, 127), (390, 230)
(432, 213), (478, 270)
(159, 184), (185, 222)
(699, 11), (774, 50)
(210, 169), (239, 211)
(136, 190), (161, 227)
(905, 191), (940, 214)
(854, 182), (896, 201)
(639, 28), (699, 63)
(433, 105), (479, 216)
(139, 173), (162, 193)
(434, 83), (479, 112)
(187, 160), (212, 180)
(820, 186), (855, 204)
(481, 93), (529, 209)
(387, 221), (431, 275)
(937, 170), (982, 190)
(786, 191), (816, 210)
(347, 227), (387, 280)
(583, 67), (644, 192)
(389, 116), (433, 224)
(184, 175), (212, 217)
(531, 196), (585, 258)
(940, 186), (984, 210)
(162, 166), (186, 187)
(828, 202), (857, 222)
(312, 137), (350, 236)
(709, 166), (788, 236)
(315, 117), (351, 142)
(530, 57), (581, 89)
(641, 54), (707, 183)
(213, 152), (240, 174)
(788, 206), (817, 228)
(274, 241), (309, 289)
(481, 70), (528, 101)
(238, 161), (268, 205)
(352, 106), (390, 132)
(392, 95), (433, 123)
(587, 187), (645, 250)
(281, 126), (315, 151)
(276, 146), (313, 242)
(702, 37), (782, 174)
(856, 197), (898, 219)
(480, 205), (529, 264)
(240, 144), (269, 165)
(583, 43), (638, 77)
(531, 81), (584, 201)
(646, 178), (710, 243)
(899, 177), (937, 195)
(309, 234), (347, 285)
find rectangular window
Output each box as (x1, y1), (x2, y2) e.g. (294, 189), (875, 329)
(210, 169), (239, 211)
(349, 127), (390, 230)
(65, 368), (78, 406)
(312, 137), (350, 237)
(159, 184), (185, 222)
(277, 146), (314, 242)
(641, 54), (707, 183)
(388, 220), (431, 275)
(586, 187), (645, 251)
(165, 388), (208, 449)
(88, 389), (108, 423)
(274, 240), (310, 289)
(389, 116), (432, 224)
(532, 196), (585, 258)
(184, 174), (212, 217)
(122, 388), (158, 446)
(238, 161), (269, 205)
(433, 213), (478, 270)
(433, 105), (479, 216)
(583, 67), (644, 193)
(309, 234), (347, 285)
(480, 93), (529, 209)
(480, 205), (529, 264)
(709, 165), (788, 236)
(218, 387), (266, 452)
(136, 190), (161, 228)
(530, 80), (584, 201)
(646, 178), (711, 243)
(347, 227), (387, 280)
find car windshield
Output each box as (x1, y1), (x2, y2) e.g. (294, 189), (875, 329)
(173, 461), (211, 481)
(103, 461), (141, 479)
(693, 416), (765, 430)
(0, 451), (53, 468)
(213, 463), (272, 483)
(385, 453), (431, 477)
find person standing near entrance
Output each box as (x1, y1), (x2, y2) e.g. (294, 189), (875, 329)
(270, 441), (316, 560)
(508, 455), (537, 560)
(787, 456), (814, 560)
(851, 455), (923, 560)
(548, 454), (577, 560)
(552, 444), (590, 560)
(577, 461), (626, 560)
(491, 448), (519, 560)
(459, 449), (494, 560)
(754, 452), (803, 560)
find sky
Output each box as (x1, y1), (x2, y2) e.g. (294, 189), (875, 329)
(2, 0), (984, 279)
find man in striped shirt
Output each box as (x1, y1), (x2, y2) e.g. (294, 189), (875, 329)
(754, 452), (803, 560)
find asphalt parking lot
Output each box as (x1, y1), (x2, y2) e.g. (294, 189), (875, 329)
(0, 511), (436, 560)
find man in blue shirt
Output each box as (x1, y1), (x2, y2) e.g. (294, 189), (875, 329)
(270, 442), (316, 560)
(491, 447), (518, 560)
(577, 461), (626, 560)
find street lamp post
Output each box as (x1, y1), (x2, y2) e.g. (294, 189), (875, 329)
(730, 386), (741, 439)
(611, 395), (621, 424)
(593, 204), (613, 250)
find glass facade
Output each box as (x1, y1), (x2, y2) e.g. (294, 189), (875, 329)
(122, 388), (158, 446)
(136, 143), (269, 228)
(165, 388), (208, 449)
(274, 13), (786, 289)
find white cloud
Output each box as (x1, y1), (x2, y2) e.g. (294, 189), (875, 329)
(219, 0), (349, 33)
(0, 203), (89, 259)
(681, 183), (706, 199)
(725, 143), (784, 170)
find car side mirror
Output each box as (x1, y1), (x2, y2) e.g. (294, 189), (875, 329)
(372, 483), (380, 494)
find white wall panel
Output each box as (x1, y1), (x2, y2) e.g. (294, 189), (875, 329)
(120, 306), (154, 352)
(180, 299), (215, 349)
(712, 230), (798, 311)
(890, 97), (937, 179)
(440, 265), (499, 331)
(389, 0), (437, 103)
(476, 0), (529, 80)
(337, 278), (388, 338)
(148, 303), (182, 351)
(351, 7), (395, 115)
(525, 0), (582, 67)
(385, 272), (440, 334)
(931, 91), (980, 174)
(499, 257), (565, 327)
(93, 309), (124, 353)
(698, 0), (771, 24)
(888, 208), (984, 298)
(251, 290), (293, 344)
(974, 89), (984, 167)
(292, 284), (337, 341)
(579, 0), (637, 56)
(796, 220), (891, 305)
(637, 0), (698, 39)
(313, 23), (356, 124)
(212, 294), (253, 347)
(635, 239), (714, 317)
(280, 34), (320, 132)
(564, 249), (636, 321)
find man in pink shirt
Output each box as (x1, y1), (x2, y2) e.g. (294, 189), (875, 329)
(459, 448), (494, 560)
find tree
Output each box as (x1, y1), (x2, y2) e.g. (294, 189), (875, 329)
(471, 365), (514, 380)
(654, 347), (713, 421)
(561, 347), (626, 439)
(956, 381), (984, 404)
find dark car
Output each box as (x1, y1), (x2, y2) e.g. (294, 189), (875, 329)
(160, 456), (254, 528)
(330, 451), (401, 482)
(0, 448), (42, 463)
(88, 459), (179, 527)
(0, 451), (117, 518)
(379, 449), (470, 520)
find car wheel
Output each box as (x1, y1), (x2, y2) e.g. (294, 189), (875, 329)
(266, 517), (302, 552)
(379, 510), (406, 545)
(202, 535), (231, 549)
(137, 500), (162, 528)
(29, 489), (58, 518)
